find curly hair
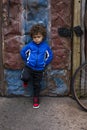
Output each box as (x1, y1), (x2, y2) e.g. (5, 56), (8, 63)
(29, 24), (47, 38)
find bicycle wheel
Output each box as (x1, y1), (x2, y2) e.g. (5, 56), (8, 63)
(72, 62), (87, 111)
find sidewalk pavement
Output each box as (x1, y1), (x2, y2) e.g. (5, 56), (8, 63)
(0, 96), (87, 130)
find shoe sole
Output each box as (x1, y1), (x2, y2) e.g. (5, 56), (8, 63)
(33, 105), (40, 109)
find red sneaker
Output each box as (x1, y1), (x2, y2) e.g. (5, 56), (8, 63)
(33, 97), (40, 108)
(23, 82), (28, 88)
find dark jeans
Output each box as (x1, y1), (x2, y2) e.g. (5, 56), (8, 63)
(21, 66), (43, 97)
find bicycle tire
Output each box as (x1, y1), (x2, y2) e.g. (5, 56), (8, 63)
(72, 62), (87, 111)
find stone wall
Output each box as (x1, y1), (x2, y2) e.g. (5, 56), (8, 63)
(45, 0), (73, 96)
(2, 0), (73, 96)
(3, 0), (23, 69)
(51, 0), (72, 69)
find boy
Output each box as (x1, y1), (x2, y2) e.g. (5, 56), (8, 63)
(20, 24), (53, 108)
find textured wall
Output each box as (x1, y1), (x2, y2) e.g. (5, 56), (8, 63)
(3, 0), (23, 69)
(2, 0), (73, 96)
(45, 0), (73, 96)
(51, 0), (72, 69)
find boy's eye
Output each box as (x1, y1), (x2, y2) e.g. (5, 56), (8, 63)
(33, 36), (41, 38)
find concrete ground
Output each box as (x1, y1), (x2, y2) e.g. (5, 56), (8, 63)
(0, 96), (87, 130)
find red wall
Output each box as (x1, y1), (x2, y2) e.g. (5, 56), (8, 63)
(51, 0), (72, 69)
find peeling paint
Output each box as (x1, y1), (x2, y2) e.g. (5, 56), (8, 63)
(52, 78), (68, 95)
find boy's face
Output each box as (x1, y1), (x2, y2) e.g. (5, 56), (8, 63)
(32, 33), (44, 44)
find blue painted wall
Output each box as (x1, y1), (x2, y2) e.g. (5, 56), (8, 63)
(6, 0), (50, 96)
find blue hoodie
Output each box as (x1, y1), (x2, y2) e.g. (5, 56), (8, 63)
(20, 40), (53, 71)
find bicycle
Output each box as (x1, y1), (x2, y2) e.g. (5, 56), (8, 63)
(71, 62), (87, 111)
(58, 26), (87, 111)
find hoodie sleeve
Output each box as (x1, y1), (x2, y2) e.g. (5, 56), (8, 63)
(45, 45), (53, 66)
(20, 44), (30, 62)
